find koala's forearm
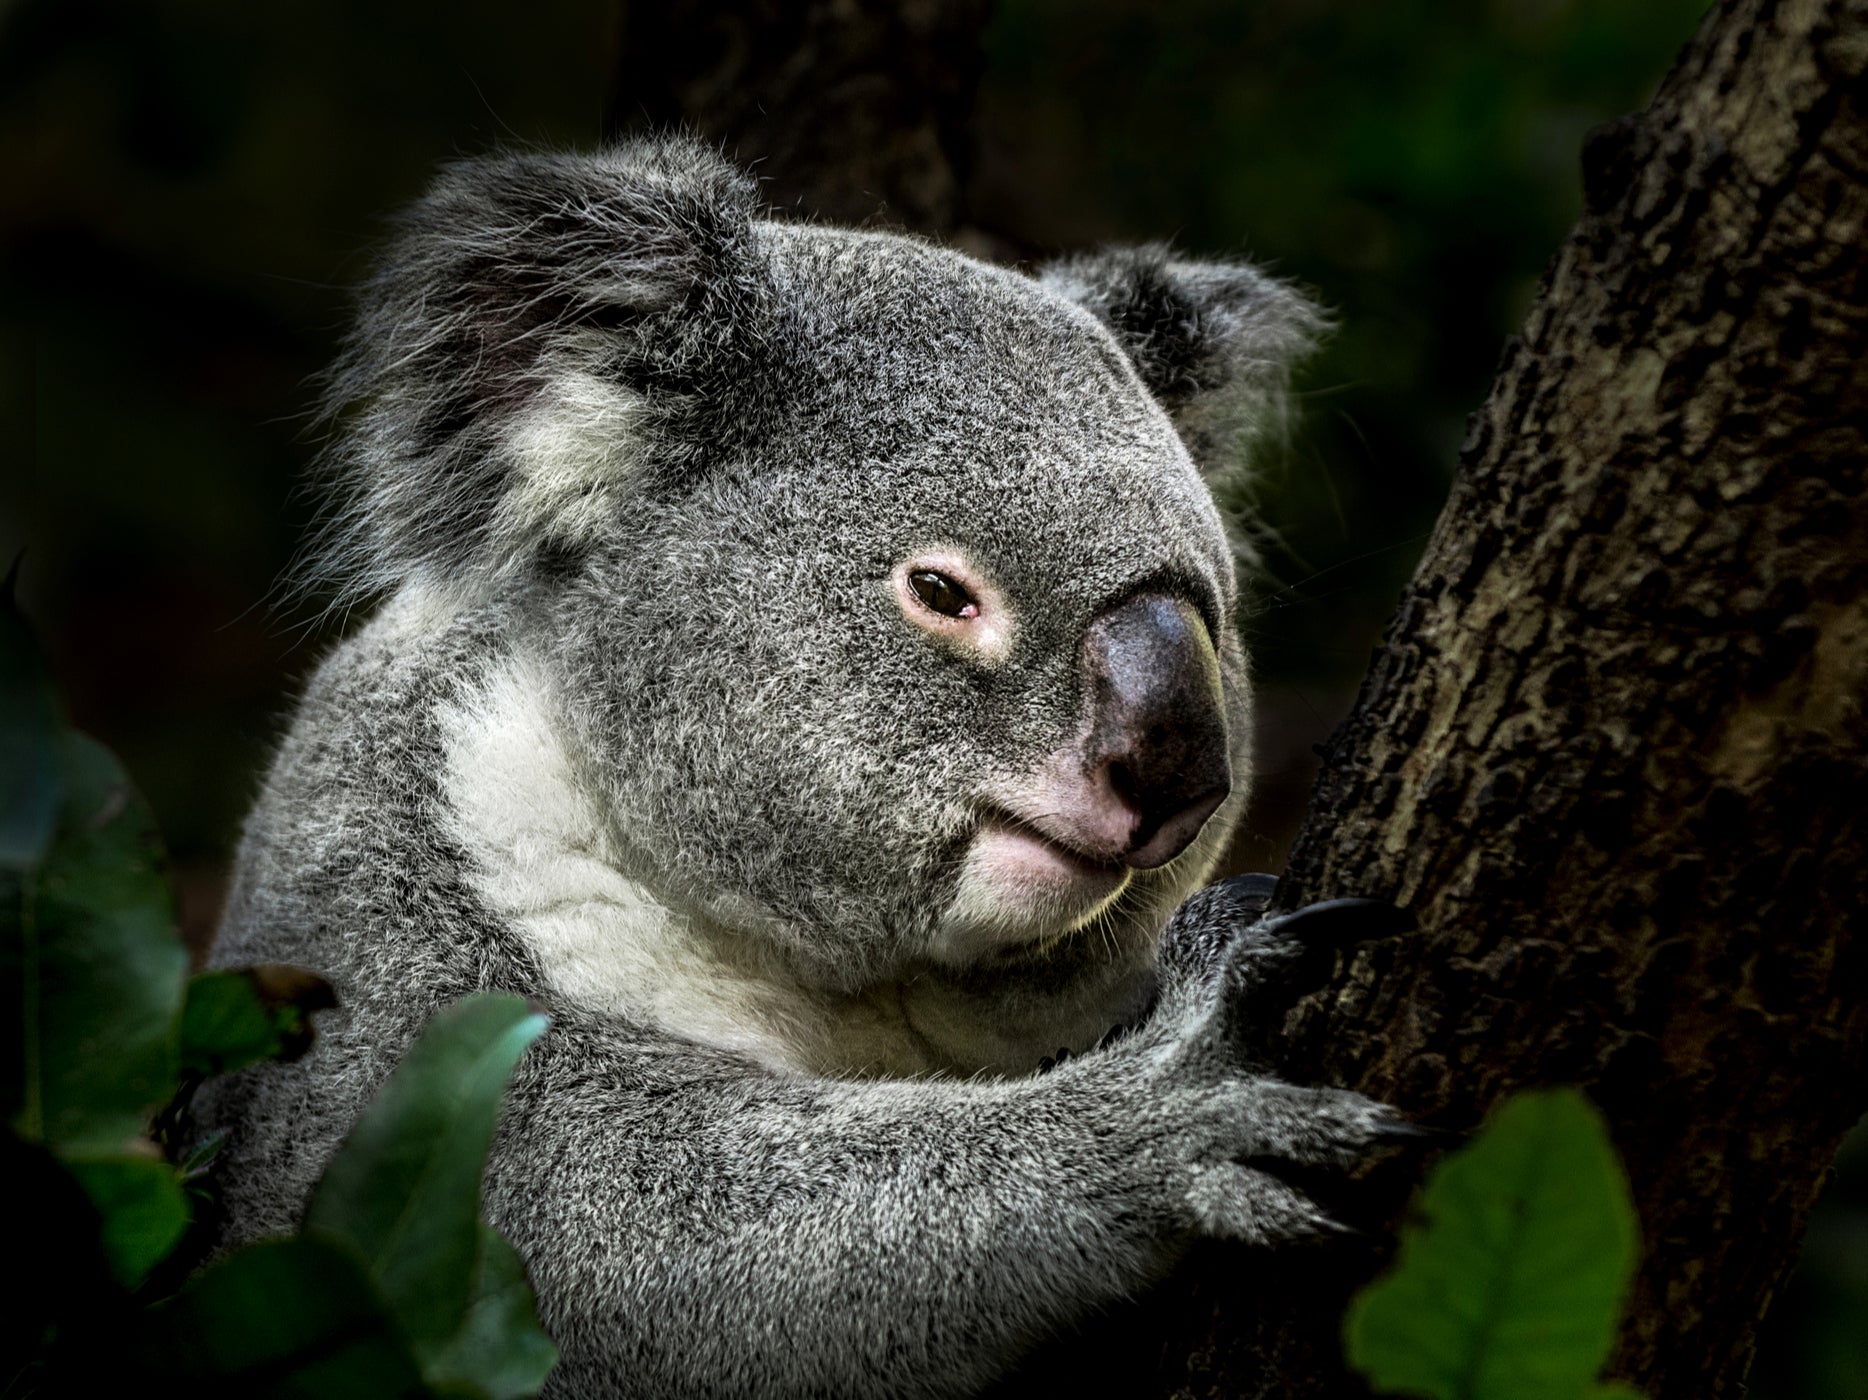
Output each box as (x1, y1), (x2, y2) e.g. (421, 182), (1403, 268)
(490, 1035), (1175, 1400)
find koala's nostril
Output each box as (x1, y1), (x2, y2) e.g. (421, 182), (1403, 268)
(1082, 594), (1233, 870)
(1106, 759), (1141, 811)
(1125, 780), (1231, 870)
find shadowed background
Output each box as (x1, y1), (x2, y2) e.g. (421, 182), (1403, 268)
(0, 3), (1856, 1394)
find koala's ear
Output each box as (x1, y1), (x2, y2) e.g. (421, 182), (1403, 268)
(312, 138), (771, 601)
(1040, 246), (1326, 480)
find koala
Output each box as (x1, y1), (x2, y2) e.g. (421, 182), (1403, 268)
(198, 137), (1406, 1399)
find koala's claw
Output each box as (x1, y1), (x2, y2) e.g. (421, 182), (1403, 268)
(1258, 896), (1416, 949)
(1368, 1118), (1465, 1146)
(1159, 884), (1413, 1006)
(1211, 871), (1280, 916)
(1214, 897), (1417, 1041)
(1187, 1162), (1353, 1246)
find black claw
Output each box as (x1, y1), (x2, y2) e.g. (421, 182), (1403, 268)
(1215, 872), (1280, 917)
(1262, 897), (1415, 948)
(1037, 1047), (1076, 1075)
(1371, 1119), (1466, 1146)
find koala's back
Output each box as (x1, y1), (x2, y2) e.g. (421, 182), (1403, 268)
(202, 590), (543, 1238)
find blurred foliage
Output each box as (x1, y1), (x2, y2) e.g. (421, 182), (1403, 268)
(4, 596), (556, 1395)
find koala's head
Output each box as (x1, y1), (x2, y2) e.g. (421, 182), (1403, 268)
(320, 139), (1323, 990)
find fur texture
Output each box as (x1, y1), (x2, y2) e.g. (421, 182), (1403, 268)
(200, 137), (1389, 1399)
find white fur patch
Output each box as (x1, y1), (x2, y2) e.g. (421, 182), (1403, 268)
(500, 364), (649, 547)
(438, 652), (828, 1071)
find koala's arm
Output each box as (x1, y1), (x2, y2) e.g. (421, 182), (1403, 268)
(487, 884), (1400, 1400)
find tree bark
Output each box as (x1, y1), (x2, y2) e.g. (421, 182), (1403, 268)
(1152, 0), (1868, 1395)
(607, 0), (995, 236)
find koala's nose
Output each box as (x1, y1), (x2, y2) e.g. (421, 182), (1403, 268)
(1082, 594), (1232, 870)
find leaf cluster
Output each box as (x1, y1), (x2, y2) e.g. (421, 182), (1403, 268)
(3, 589), (557, 1398)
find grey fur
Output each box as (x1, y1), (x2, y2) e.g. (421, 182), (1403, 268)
(200, 137), (1390, 1399)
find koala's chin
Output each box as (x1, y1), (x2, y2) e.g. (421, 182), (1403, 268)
(934, 818), (1133, 964)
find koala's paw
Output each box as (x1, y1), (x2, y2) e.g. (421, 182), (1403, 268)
(1186, 1164), (1349, 1244)
(1157, 879), (1414, 1040)
(1155, 872), (1281, 985)
(1178, 1079), (1405, 1243)
(1224, 1078), (1404, 1169)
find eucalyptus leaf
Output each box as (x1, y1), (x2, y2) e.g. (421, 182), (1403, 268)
(147, 1234), (429, 1398)
(426, 1225), (560, 1399)
(175, 1126), (231, 1180)
(178, 966), (335, 1077)
(60, 1152), (189, 1289)
(1345, 1088), (1639, 1400)
(179, 970), (285, 1077)
(303, 993), (549, 1364)
(14, 730), (187, 1151)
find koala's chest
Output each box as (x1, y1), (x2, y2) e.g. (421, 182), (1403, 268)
(485, 886), (1133, 1080)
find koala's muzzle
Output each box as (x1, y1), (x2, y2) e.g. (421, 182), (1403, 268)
(1083, 594), (1232, 870)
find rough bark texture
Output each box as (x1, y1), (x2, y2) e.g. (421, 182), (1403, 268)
(1149, 0), (1868, 1395)
(607, 0), (994, 235)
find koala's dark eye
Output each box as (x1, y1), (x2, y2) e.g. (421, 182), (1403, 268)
(909, 570), (978, 619)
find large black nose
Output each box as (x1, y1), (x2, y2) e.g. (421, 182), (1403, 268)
(1082, 594), (1232, 869)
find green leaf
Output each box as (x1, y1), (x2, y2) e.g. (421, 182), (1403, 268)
(60, 1152), (189, 1289)
(10, 730), (187, 1150)
(0, 587), (62, 872)
(426, 1226), (560, 1399)
(1345, 1088), (1639, 1400)
(175, 1126), (231, 1181)
(303, 993), (548, 1365)
(178, 965), (335, 1076)
(145, 1234), (430, 1398)
(179, 970), (286, 1077)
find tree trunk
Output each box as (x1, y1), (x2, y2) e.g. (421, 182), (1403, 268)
(1153, 0), (1868, 1395)
(607, 0), (995, 236)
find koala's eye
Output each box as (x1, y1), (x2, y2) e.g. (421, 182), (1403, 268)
(909, 570), (979, 619)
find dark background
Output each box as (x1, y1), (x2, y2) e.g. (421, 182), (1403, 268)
(0, 2), (1858, 1392)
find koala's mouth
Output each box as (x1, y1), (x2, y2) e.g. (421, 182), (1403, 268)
(979, 809), (1128, 879)
(931, 809), (1134, 965)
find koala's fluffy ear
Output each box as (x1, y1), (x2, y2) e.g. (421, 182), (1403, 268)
(1040, 246), (1326, 480)
(312, 138), (771, 601)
